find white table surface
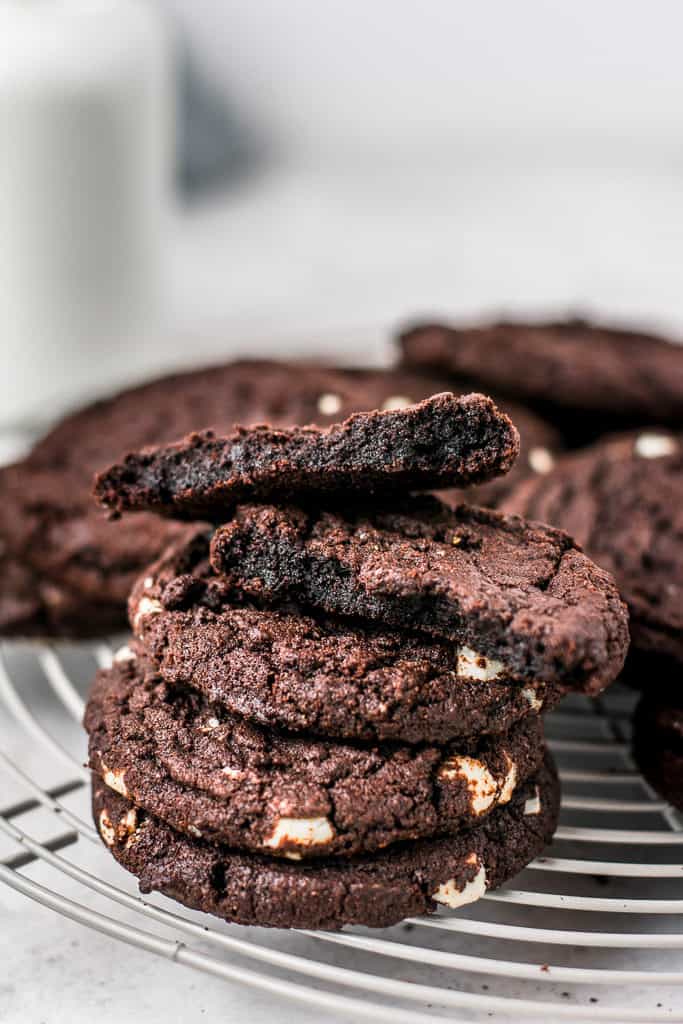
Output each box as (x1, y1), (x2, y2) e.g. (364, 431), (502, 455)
(3, 159), (683, 1022)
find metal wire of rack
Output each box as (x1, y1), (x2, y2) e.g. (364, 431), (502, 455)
(1, 637), (682, 1024)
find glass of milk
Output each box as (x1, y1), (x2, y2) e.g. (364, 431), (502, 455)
(0, 0), (173, 429)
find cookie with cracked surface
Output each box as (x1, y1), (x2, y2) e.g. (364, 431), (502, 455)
(94, 392), (519, 520)
(92, 752), (559, 930)
(502, 431), (683, 670)
(398, 317), (683, 442)
(85, 654), (544, 858)
(130, 528), (562, 745)
(633, 692), (683, 811)
(0, 362), (465, 637)
(209, 496), (629, 695)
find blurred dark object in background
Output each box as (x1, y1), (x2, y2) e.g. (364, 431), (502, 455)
(176, 39), (263, 198)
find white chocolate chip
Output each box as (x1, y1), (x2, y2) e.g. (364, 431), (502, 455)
(317, 393), (342, 416)
(143, 576), (154, 589)
(439, 755), (498, 815)
(499, 754), (518, 804)
(221, 766), (243, 780)
(634, 432), (678, 459)
(98, 809), (116, 847)
(264, 816), (334, 850)
(433, 860), (487, 908)
(41, 582), (66, 607)
(133, 595), (163, 631)
(120, 808), (137, 835)
(457, 646), (505, 681)
(522, 687), (543, 712)
(187, 824), (203, 838)
(380, 395), (413, 411)
(528, 446), (555, 474)
(282, 851), (303, 861)
(113, 644), (135, 663)
(102, 763), (128, 797)
(524, 786), (542, 816)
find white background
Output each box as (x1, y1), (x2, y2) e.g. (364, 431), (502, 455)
(8, 0), (683, 422)
(160, 0), (683, 375)
(160, 0), (683, 347)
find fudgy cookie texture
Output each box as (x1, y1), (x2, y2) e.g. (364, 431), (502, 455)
(94, 393), (520, 520)
(502, 431), (683, 670)
(440, 401), (561, 510)
(209, 496), (629, 695)
(130, 528), (563, 744)
(28, 363), (457, 472)
(0, 362), (477, 637)
(92, 753), (559, 930)
(85, 654), (544, 858)
(633, 692), (683, 811)
(398, 317), (683, 441)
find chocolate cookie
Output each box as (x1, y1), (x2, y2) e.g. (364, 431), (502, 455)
(633, 692), (683, 811)
(398, 317), (683, 441)
(502, 431), (682, 670)
(130, 528), (563, 745)
(0, 548), (46, 636)
(28, 363), (456, 474)
(85, 654), (544, 859)
(439, 397), (561, 510)
(92, 752), (559, 930)
(209, 496), (629, 694)
(94, 393), (519, 520)
(0, 362), (472, 637)
(0, 462), (189, 636)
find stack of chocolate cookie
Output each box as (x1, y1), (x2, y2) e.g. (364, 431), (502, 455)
(85, 393), (629, 930)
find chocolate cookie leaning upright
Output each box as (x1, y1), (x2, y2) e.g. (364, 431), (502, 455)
(397, 316), (683, 443)
(209, 496), (629, 696)
(502, 430), (682, 676)
(94, 392), (519, 520)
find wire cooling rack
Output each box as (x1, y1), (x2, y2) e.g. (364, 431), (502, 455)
(1, 638), (682, 1024)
